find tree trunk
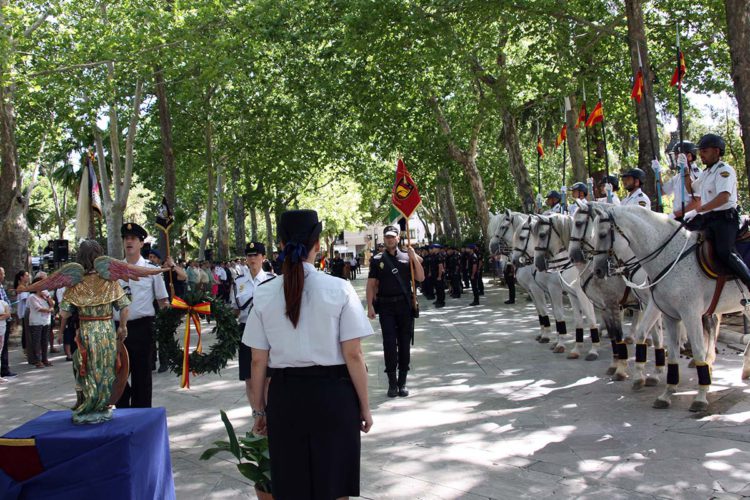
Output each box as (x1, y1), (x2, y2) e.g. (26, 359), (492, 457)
(250, 207), (258, 241)
(154, 65), (176, 255)
(500, 109), (536, 213)
(264, 206), (273, 251)
(625, 0), (660, 204)
(199, 118), (215, 260)
(438, 167), (461, 241)
(232, 165), (246, 255)
(726, 0), (750, 194)
(565, 94), (587, 183)
(216, 160), (229, 260)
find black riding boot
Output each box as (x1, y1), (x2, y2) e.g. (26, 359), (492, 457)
(397, 370), (409, 397)
(387, 372), (398, 398)
(727, 252), (750, 295)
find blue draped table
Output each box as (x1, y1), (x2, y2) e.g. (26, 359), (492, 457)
(0, 408), (175, 500)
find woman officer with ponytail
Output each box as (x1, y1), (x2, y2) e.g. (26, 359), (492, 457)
(243, 209), (373, 500)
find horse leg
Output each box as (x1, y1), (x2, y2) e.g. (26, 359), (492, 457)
(631, 300), (662, 390)
(688, 316), (712, 413)
(547, 277), (567, 353)
(625, 307), (640, 344)
(567, 294), (585, 360)
(654, 317), (681, 409)
(577, 289), (600, 361)
(601, 312), (623, 377)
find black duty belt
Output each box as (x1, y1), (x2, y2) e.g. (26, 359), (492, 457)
(376, 295), (406, 304)
(269, 364), (350, 380)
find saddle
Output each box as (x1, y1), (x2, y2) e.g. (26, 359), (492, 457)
(696, 221), (750, 280)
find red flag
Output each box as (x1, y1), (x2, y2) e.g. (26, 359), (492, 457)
(574, 103), (587, 129)
(87, 152), (102, 218)
(391, 159), (421, 218)
(670, 51), (686, 87)
(631, 69), (644, 103)
(536, 136), (544, 158)
(555, 124), (567, 148)
(585, 100), (604, 128)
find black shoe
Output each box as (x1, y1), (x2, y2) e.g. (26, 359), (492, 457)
(397, 371), (409, 397)
(469, 300), (479, 306)
(504, 300), (515, 304)
(387, 372), (398, 398)
(1, 371), (16, 377)
(479, 292), (485, 296)
(435, 302), (445, 308)
(158, 365), (168, 373)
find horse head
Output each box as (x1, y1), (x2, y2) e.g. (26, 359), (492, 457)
(511, 215), (535, 267)
(569, 199), (594, 263)
(592, 205), (616, 279)
(488, 210), (508, 255)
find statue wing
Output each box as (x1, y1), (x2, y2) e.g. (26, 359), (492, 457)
(94, 256), (166, 282)
(19, 263), (84, 293)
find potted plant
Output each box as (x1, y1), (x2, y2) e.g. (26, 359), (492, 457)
(201, 410), (273, 499)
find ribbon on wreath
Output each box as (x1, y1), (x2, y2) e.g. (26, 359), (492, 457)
(171, 296), (211, 388)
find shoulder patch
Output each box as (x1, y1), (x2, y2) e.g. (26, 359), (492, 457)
(638, 201), (647, 207)
(379, 262), (384, 269)
(720, 171), (730, 178)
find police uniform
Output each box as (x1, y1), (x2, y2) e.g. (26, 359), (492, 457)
(431, 245), (446, 307)
(467, 245), (480, 305)
(663, 163), (702, 214)
(232, 242), (275, 380)
(420, 249), (434, 299)
(596, 193), (621, 205)
(115, 223), (168, 409)
(543, 203), (563, 215)
(243, 210), (373, 500)
(330, 255), (345, 279)
(447, 249), (462, 298)
(621, 187), (651, 209)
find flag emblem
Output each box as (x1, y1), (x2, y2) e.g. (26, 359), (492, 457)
(631, 69), (644, 103)
(391, 159), (421, 218)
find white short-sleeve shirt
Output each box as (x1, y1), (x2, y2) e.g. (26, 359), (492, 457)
(115, 255), (169, 321)
(231, 269), (275, 324)
(0, 300), (8, 336)
(596, 193), (621, 205)
(692, 161), (737, 212)
(662, 163), (702, 212)
(621, 188), (651, 209)
(243, 262), (373, 368)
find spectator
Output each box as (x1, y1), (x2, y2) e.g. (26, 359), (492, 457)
(28, 278), (54, 368)
(0, 292), (9, 382)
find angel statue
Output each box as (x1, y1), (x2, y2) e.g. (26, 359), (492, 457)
(20, 239), (167, 424)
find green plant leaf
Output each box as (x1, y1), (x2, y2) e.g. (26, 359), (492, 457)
(220, 409), (241, 461)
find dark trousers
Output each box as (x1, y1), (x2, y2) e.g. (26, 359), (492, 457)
(477, 270), (484, 294)
(116, 317), (154, 408)
(450, 275), (462, 298)
(0, 321), (9, 375)
(378, 306), (413, 374)
(697, 209), (750, 286)
(421, 276), (434, 298)
(506, 276), (516, 302)
(462, 271), (470, 288)
(435, 279), (445, 304)
(29, 325), (49, 364)
(238, 322), (252, 381)
(470, 275), (480, 300)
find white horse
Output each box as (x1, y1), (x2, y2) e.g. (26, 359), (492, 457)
(489, 211), (553, 341)
(511, 215), (578, 352)
(567, 201), (665, 387)
(590, 203), (750, 411)
(532, 214), (600, 361)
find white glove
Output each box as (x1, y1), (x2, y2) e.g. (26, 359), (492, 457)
(677, 153), (688, 173)
(683, 209), (698, 222)
(604, 183), (612, 194)
(651, 159), (661, 175)
(667, 212), (676, 220)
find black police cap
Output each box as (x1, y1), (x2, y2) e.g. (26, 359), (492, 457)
(245, 241), (266, 256)
(697, 133), (726, 156)
(545, 190), (562, 200)
(278, 210), (322, 244)
(121, 222), (148, 241)
(621, 168), (645, 183)
(383, 225), (400, 237)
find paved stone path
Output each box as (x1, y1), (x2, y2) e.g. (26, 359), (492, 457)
(3, 274), (750, 499)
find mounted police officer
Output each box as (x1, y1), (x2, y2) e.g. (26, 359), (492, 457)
(684, 133), (750, 291)
(596, 175), (621, 204)
(663, 141), (702, 219)
(620, 168), (651, 209)
(568, 182), (588, 216)
(231, 242), (275, 383)
(366, 225), (424, 397)
(543, 190), (563, 214)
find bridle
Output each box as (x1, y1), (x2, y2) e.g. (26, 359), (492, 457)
(569, 206), (596, 258)
(496, 215), (514, 255)
(534, 217), (572, 271)
(513, 218), (534, 265)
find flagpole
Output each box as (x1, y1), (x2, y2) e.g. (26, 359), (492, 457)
(637, 42), (663, 212)
(676, 23), (687, 216)
(582, 83), (593, 200)
(598, 79), (612, 203)
(536, 120), (542, 213)
(163, 228), (175, 298)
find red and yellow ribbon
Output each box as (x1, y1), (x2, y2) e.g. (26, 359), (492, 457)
(171, 296), (211, 388)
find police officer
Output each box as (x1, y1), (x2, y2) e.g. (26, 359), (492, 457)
(447, 247), (462, 298)
(243, 209), (373, 499)
(596, 175), (621, 204)
(684, 134), (750, 291)
(663, 141), (701, 218)
(367, 225), (424, 397)
(544, 191), (563, 214)
(461, 245), (470, 289)
(474, 245), (485, 296)
(115, 223), (169, 408)
(569, 182), (588, 215)
(466, 244), (480, 306)
(421, 246), (435, 300)
(430, 244), (446, 308)
(620, 168), (651, 209)
(330, 251), (345, 279)
(231, 242), (275, 386)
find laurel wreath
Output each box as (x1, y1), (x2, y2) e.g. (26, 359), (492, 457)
(155, 290), (241, 377)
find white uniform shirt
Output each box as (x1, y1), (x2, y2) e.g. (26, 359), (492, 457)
(114, 256), (168, 321)
(662, 163), (702, 212)
(215, 266), (227, 281)
(621, 188), (651, 209)
(243, 262), (373, 368)
(596, 193), (621, 205)
(0, 300), (8, 336)
(692, 161), (738, 212)
(543, 203), (563, 215)
(230, 269), (275, 324)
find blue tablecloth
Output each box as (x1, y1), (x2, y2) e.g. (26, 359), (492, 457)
(0, 408), (175, 500)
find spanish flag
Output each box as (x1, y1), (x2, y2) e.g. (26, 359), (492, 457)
(555, 124), (567, 149)
(574, 103), (587, 129)
(670, 51), (686, 87)
(536, 136), (544, 158)
(585, 100), (604, 128)
(631, 69), (644, 103)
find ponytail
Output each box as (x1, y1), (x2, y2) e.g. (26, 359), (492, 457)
(280, 238), (317, 327)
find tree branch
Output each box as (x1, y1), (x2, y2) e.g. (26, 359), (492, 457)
(22, 8), (51, 38)
(121, 79), (143, 210)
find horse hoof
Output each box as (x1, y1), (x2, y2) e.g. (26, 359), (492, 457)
(613, 372), (629, 381)
(645, 376), (659, 386)
(567, 352), (580, 360)
(553, 345), (565, 354)
(645, 338), (653, 347)
(539, 338), (550, 344)
(653, 399), (670, 409)
(688, 359), (696, 368)
(585, 352), (599, 361)
(632, 379), (645, 391)
(605, 367), (616, 376)
(742, 369), (750, 380)
(689, 401), (708, 413)
(625, 337), (635, 344)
